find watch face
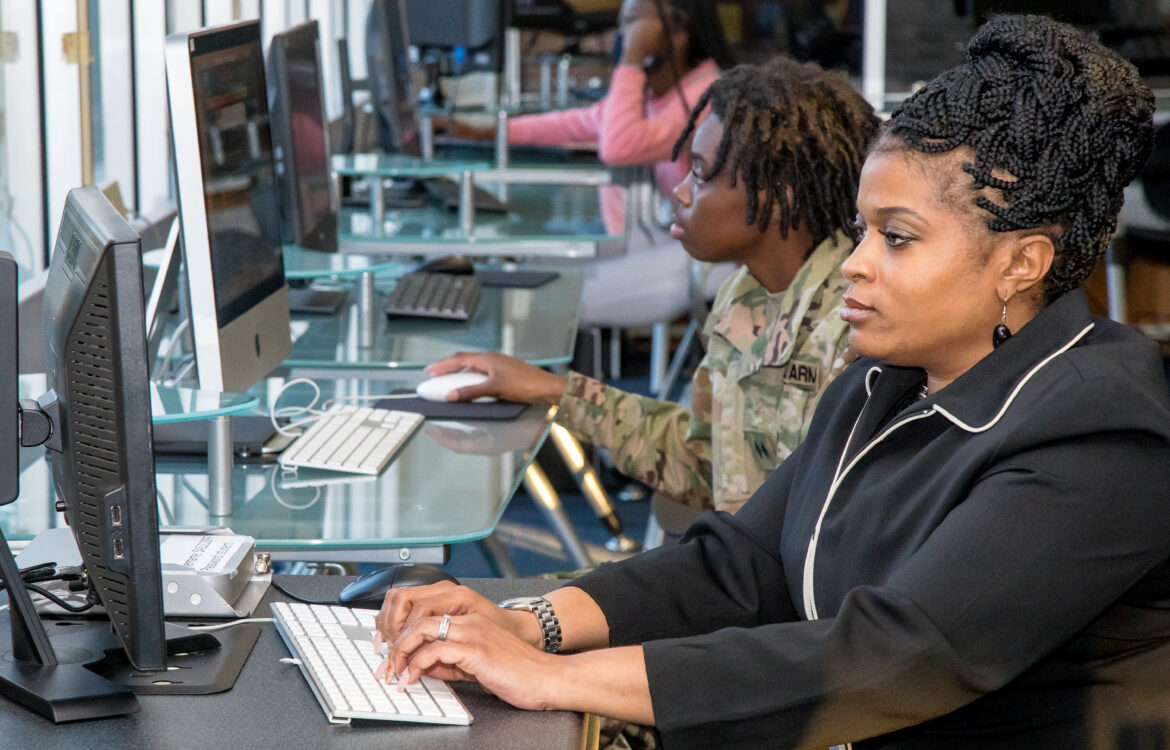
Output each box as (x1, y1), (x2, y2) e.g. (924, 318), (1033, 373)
(499, 597), (543, 608)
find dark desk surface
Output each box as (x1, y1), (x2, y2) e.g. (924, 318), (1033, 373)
(0, 576), (594, 750)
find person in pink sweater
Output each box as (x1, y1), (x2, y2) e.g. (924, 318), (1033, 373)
(452, 0), (733, 233)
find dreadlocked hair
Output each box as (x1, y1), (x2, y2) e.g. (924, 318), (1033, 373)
(672, 56), (879, 248)
(883, 14), (1154, 301)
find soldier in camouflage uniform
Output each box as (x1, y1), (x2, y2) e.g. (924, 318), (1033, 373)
(426, 57), (879, 517)
(557, 233), (853, 513)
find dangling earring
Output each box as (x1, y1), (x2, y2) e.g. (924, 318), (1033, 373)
(993, 298), (1012, 348)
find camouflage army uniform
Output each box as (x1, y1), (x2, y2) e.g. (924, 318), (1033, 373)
(556, 232), (854, 514)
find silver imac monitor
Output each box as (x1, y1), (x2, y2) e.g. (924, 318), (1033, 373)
(165, 20), (291, 393)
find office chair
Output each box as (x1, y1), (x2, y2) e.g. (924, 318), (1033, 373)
(1107, 120), (1170, 325)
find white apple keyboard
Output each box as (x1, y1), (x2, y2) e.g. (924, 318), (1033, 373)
(271, 602), (473, 725)
(278, 404), (423, 475)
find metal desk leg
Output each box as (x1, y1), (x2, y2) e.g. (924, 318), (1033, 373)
(370, 178), (385, 229)
(494, 110), (509, 203)
(556, 56), (570, 109)
(420, 113), (434, 160)
(549, 425), (637, 552)
(459, 171), (476, 235)
(1106, 243), (1128, 324)
(208, 415), (233, 516)
(477, 533), (520, 578)
(539, 58), (552, 111)
(649, 322), (669, 397)
(358, 271), (376, 349)
(523, 462), (593, 569)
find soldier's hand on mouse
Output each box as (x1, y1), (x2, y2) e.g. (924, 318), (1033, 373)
(425, 352), (568, 404)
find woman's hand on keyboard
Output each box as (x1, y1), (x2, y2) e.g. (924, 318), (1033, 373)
(377, 611), (557, 712)
(373, 582), (543, 655)
(425, 352), (568, 405)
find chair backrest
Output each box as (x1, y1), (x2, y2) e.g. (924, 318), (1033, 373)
(1142, 122), (1170, 223)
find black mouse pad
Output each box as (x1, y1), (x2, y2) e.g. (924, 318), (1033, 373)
(374, 394), (526, 420)
(475, 269), (559, 288)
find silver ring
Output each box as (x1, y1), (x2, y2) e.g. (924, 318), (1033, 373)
(436, 613), (451, 642)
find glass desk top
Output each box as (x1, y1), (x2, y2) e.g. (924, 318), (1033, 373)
(284, 267), (582, 371)
(331, 153), (490, 177)
(282, 246), (407, 281)
(6, 377), (557, 554)
(337, 183), (613, 256)
(18, 375), (259, 424)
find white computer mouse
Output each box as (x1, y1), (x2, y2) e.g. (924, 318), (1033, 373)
(416, 371), (497, 403)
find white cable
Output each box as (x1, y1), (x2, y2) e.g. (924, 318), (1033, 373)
(155, 318), (190, 383)
(270, 377), (326, 436)
(163, 358), (196, 388)
(186, 617), (275, 631)
(272, 379), (419, 436)
(318, 392), (415, 412)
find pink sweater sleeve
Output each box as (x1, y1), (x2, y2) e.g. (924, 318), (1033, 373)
(597, 65), (693, 165)
(507, 100), (604, 146)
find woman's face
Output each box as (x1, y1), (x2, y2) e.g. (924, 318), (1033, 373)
(843, 150), (1009, 382)
(670, 116), (774, 266)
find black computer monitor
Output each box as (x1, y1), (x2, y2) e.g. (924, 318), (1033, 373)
(0, 251), (15, 505)
(508, 0), (618, 35)
(405, 0), (505, 73)
(0, 187), (255, 723)
(166, 20), (292, 393)
(41, 188), (166, 674)
(366, 0), (423, 156)
(267, 20), (338, 254)
(971, 0), (1113, 25)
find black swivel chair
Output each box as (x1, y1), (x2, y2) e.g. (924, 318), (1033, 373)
(1107, 121), (1170, 325)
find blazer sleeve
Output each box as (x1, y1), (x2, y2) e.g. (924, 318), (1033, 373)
(571, 449), (803, 645)
(630, 376), (1170, 749)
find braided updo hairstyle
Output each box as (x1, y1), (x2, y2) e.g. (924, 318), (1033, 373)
(881, 14), (1154, 300)
(672, 56), (880, 250)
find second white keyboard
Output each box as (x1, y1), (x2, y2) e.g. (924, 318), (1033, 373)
(278, 404), (423, 475)
(271, 601), (473, 725)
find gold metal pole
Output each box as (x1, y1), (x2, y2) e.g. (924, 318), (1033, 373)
(71, 0), (94, 186)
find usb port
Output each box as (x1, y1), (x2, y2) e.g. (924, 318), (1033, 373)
(110, 505), (122, 526)
(112, 538), (125, 559)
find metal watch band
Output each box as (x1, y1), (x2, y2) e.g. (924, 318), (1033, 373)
(499, 596), (562, 653)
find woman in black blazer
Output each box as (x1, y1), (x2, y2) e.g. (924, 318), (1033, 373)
(373, 14), (1170, 749)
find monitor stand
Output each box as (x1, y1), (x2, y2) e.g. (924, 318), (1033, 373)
(0, 526), (259, 722)
(152, 414), (295, 461)
(287, 281), (348, 315)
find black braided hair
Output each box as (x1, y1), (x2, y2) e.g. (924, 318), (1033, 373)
(671, 56), (880, 249)
(881, 14), (1154, 301)
(658, 0), (735, 71)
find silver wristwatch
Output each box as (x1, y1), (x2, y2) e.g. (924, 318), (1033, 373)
(498, 596), (562, 653)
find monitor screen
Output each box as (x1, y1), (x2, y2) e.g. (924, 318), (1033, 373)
(189, 27), (285, 323)
(267, 20), (337, 254)
(405, 0), (503, 72)
(166, 20), (291, 393)
(366, 0), (422, 156)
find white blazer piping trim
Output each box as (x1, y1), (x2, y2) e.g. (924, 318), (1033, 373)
(932, 323), (1094, 433)
(863, 366), (882, 397)
(802, 407), (937, 620)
